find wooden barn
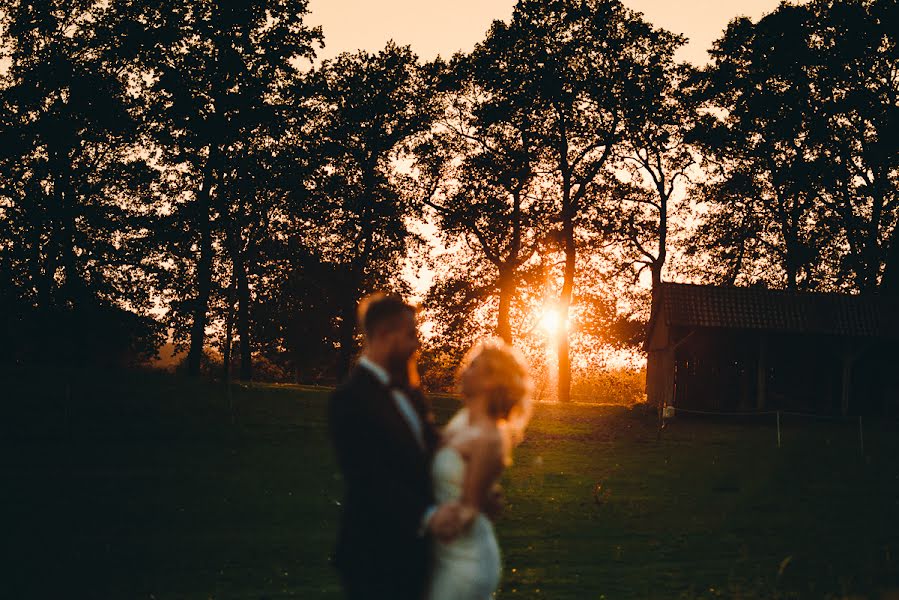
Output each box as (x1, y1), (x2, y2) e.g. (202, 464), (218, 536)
(645, 283), (899, 416)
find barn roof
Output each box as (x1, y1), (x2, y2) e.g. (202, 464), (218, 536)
(650, 282), (899, 339)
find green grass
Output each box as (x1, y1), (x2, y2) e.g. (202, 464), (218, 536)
(3, 368), (899, 599)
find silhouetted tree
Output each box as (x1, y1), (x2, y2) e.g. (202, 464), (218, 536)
(115, 0), (322, 377)
(691, 0), (898, 292)
(0, 1), (161, 365)
(691, 5), (835, 291)
(472, 0), (682, 401)
(416, 52), (549, 344)
(301, 43), (438, 377)
(812, 0), (899, 291)
(606, 66), (696, 295)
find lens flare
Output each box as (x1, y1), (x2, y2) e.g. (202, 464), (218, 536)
(540, 309), (563, 337)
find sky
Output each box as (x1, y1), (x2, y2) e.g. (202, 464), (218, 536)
(305, 0), (799, 65)
(0, 1), (794, 75)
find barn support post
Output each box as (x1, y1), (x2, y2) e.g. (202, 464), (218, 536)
(776, 410), (781, 448)
(841, 350), (853, 416)
(646, 350), (663, 409)
(662, 348), (676, 410)
(756, 334), (768, 410)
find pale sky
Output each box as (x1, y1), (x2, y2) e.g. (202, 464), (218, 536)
(306, 0), (801, 65)
(0, 1), (794, 74)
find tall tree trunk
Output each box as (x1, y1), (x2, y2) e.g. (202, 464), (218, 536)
(653, 182), (668, 291)
(224, 161), (253, 382)
(38, 186), (59, 311)
(781, 206), (799, 291)
(863, 185), (885, 293)
(558, 190), (575, 404)
(647, 177), (669, 412)
(32, 218), (51, 310)
(187, 149), (218, 377)
(58, 194), (79, 303)
(555, 114), (575, 404)
(783, 230), (799, 291)
(785, 259), (798, 291)
(727, 213), (749, 286)
(235, 247), (252, 381)
(496, 187), (523, 344)
(52, 151), (81, 307)
(337, 200), (373, 379)
(496, 266), (515, 343)
(54, 154), (82, 363)
(881, 224), (899, 296)
(336, 296), (357, 380)
(222, 268), (236, 381)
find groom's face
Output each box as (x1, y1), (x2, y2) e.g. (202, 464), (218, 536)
(386, 311), (420, 366)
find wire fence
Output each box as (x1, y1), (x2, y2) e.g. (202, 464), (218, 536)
(662, 405), (880, 452)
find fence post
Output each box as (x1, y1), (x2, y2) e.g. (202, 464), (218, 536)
(858, 416), (864, 455)
(776, 411), (782, 449)
(227, 382), (235, 425)
(64, 380), (72, 438)
(656, 402), (663, 441)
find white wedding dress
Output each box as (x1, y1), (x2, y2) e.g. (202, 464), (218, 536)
(427, 410), (502, 600)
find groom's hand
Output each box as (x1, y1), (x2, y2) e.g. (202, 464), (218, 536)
(428, 502), (465, 543)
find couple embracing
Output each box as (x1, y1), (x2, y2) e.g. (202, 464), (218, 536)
(328, 294), (533, 600)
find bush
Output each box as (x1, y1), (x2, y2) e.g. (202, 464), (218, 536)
(2, 298), (164, 369)
(570, 367), (646, 405)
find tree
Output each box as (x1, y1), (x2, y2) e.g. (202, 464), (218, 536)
(296, 43), (438, 377)
(606, 65), (696, 295)
(116, 0), (322, 377)
(0, 0), (161, 365)
(690, 0), (899, 293)
(691, 5), (836, 291)
(812, 0), (899, 292)
(586, 61), (696, 413)
(472, 0), (683, 401)
(416, 52), (549, 344)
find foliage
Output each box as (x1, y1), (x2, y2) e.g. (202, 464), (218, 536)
(297, 42), (439, 375)
(109, 0), (323, 378)
(2, 0), (899, 385)
(689, 0), (899, 292)
(459, 0), (684, 401)
(415, 46), (551, 345)
(0, 1), (161, 365)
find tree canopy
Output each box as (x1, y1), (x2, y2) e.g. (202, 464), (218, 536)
(1, 0), (897, 399)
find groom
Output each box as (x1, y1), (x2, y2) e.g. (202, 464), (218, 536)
(328, 294), (465, 600)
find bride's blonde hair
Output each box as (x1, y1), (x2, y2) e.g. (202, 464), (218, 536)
(458, 338), (534, 460)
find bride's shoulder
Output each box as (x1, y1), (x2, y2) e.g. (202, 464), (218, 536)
(472, 423), (503, 449)
(443, 408), (469, 434)
(444, 411), (502, 453)
(445, 409), (486, 432)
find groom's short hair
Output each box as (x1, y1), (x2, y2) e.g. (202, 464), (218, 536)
(359, 293), (417, 339)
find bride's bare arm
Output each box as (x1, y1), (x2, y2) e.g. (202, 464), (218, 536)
(459, 429), (504, 522)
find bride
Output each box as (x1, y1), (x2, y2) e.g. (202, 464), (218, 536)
(427, 339), (533, 600)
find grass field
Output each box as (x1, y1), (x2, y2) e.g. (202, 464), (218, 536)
(4, 368), (899, 599)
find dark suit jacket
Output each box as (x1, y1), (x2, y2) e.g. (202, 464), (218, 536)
(328, 364), (440, 589)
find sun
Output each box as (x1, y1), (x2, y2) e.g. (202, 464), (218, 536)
(540, 308), (563, 337)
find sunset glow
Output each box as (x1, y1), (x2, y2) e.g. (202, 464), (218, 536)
(3, 0), (895, 596)
(540, 308), (565, 338)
